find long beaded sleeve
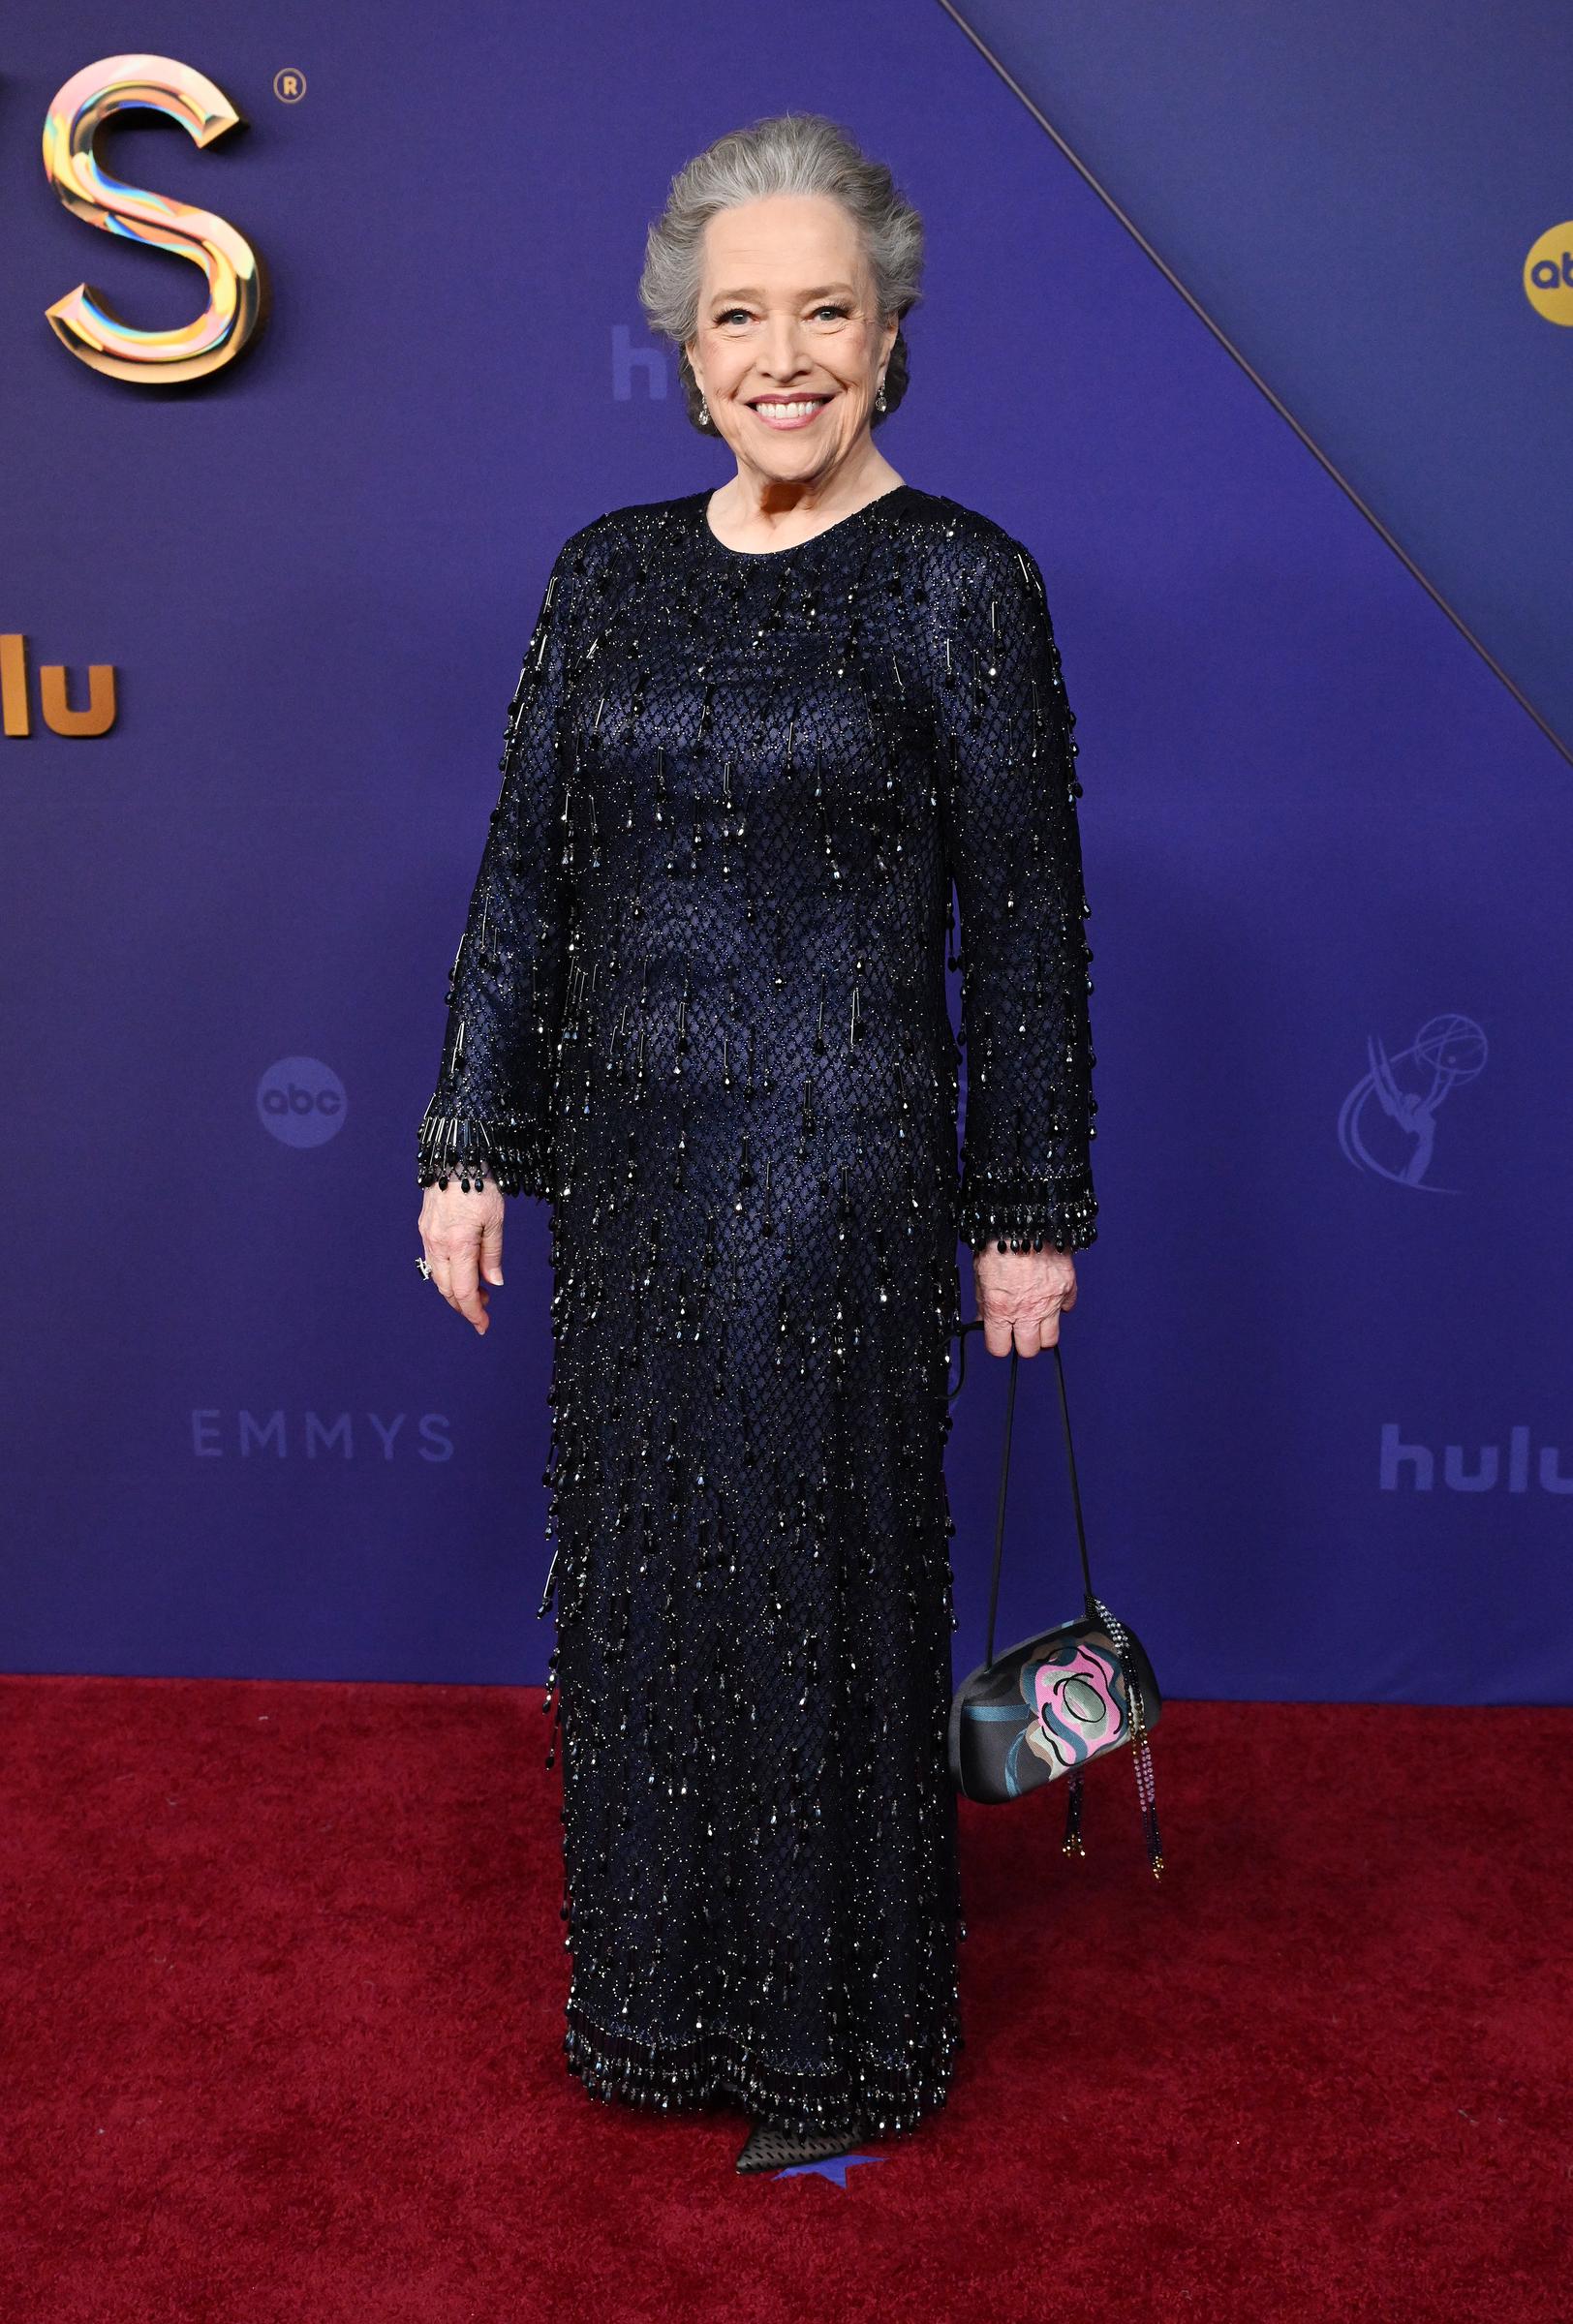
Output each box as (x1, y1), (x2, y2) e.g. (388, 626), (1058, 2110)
(415, 532), (589, 1198)
(939, 530), (1099, 1254)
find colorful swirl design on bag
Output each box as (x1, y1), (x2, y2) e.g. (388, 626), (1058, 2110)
(1003, 1636), (1127, 1793)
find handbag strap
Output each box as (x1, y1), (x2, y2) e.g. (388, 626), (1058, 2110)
(949, 1323), (1095, 1668)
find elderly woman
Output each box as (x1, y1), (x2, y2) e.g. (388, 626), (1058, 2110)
(415, 112), (1097, 2175)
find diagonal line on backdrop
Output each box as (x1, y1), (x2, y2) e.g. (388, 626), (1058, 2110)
(934, 0), (1571, 770)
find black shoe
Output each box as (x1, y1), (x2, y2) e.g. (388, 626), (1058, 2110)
(734, 2116), (866, 2174)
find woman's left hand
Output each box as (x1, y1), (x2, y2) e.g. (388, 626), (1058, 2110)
(973, 1242), (1078, 1358)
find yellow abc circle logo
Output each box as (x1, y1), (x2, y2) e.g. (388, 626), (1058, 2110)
(1524, 222), (1573, 323)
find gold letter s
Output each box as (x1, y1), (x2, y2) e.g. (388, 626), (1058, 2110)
(43, 53), (265, 384)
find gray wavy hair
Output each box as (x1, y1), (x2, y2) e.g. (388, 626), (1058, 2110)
(637, 112), (925, 435)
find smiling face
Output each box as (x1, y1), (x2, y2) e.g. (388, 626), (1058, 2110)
(684, 192), (899, 491)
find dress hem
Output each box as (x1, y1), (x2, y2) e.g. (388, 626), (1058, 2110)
(561, 1994), (963, 2139)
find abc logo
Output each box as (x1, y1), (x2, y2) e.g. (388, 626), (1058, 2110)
(1524, 222), (1573, 324)
(257, 1055), (347, 1149)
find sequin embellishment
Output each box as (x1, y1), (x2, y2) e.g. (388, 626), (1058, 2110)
(416, 483), (1098, 2135)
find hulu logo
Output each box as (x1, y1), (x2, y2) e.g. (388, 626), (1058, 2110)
(1379, 1424), (1573, 1494)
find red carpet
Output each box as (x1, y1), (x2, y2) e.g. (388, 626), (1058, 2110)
(4, 1676), (1567, 2322)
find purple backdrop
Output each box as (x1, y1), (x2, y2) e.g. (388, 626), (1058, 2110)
(3, 3), (1568, 1699)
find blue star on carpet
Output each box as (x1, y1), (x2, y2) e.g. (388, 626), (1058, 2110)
(774, 2153), (885, 2186)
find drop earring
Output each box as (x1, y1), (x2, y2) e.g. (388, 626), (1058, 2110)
(873, 376), (887, 413)
(697, 395), (711, 428)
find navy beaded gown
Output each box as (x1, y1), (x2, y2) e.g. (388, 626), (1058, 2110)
(416, 481), (1097, 2138)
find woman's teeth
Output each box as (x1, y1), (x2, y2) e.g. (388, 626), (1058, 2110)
(752, 399), (827, 425)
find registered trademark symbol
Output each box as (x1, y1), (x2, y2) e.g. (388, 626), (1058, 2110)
(273, 67), (307, 104)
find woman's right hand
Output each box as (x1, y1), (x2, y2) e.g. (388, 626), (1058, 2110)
(418, 1179), (507, 1335)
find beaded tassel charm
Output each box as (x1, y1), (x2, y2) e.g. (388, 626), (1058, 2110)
(1061, 1768), (1086, 1858)
(1096, 1595), (1165, 1881)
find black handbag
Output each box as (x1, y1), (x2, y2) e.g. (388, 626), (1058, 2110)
(946, 1320), (1166, 1879)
